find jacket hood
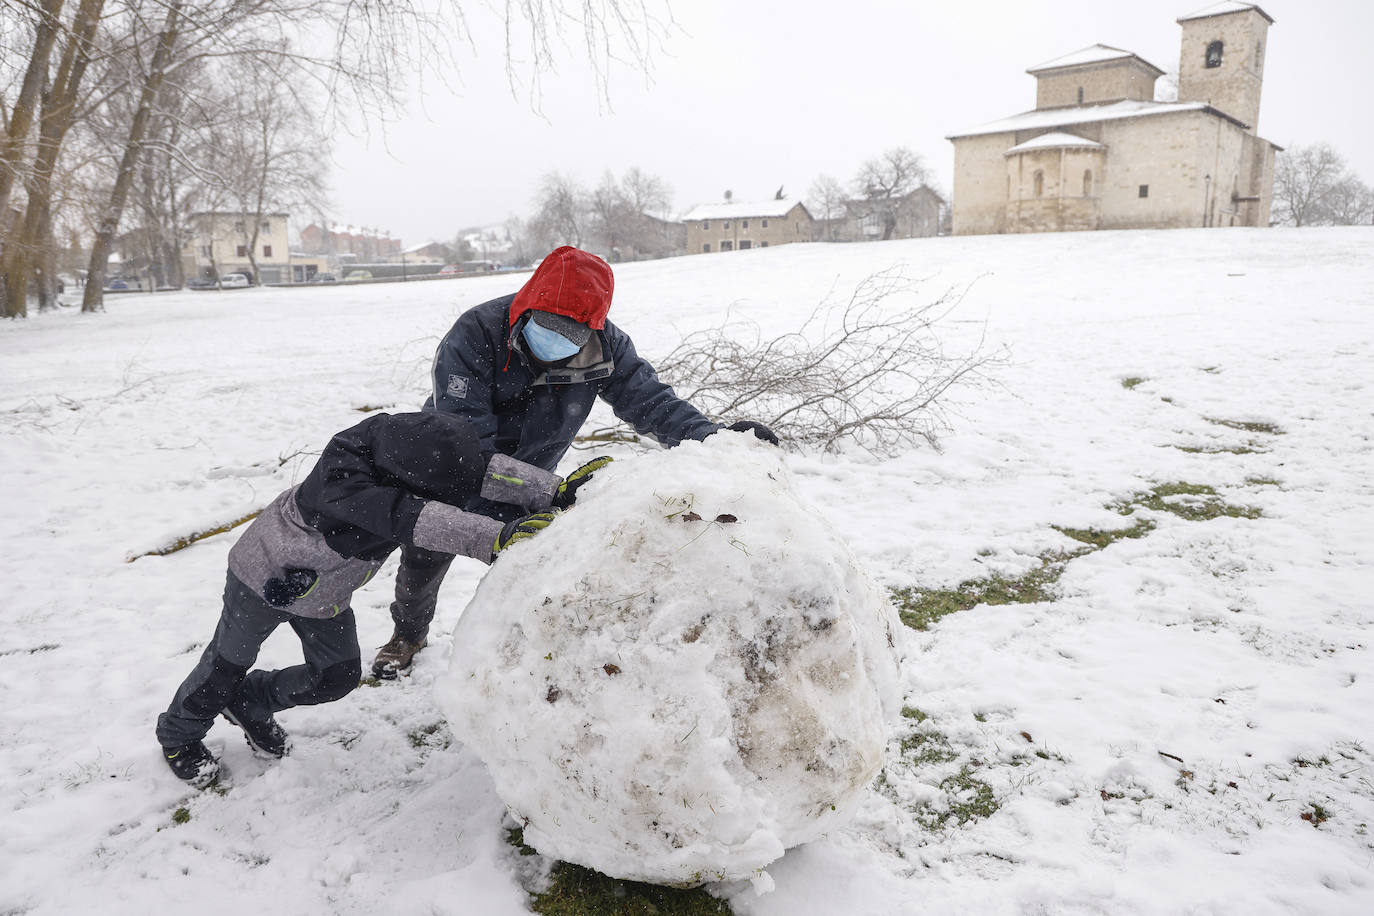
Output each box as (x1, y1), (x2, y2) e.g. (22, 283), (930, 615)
(509, 246), (614, 330)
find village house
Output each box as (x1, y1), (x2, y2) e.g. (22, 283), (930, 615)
(948, 2), (1278, 235)
(681, 198), (814, 254)
(181, 211), (293, 283)
(823, 187), (944, 242)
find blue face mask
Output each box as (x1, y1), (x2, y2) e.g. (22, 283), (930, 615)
(523, 319), (583, 361)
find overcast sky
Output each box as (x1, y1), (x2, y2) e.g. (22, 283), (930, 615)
(327, 0), (1372, 245)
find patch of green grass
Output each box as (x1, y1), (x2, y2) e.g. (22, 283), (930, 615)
(890, 559), (1067, 631)
(171, 807), (190, 825)
(1205, 417), (1284, 435)
(1301, 803), (1331, 827)
(408, 721), (451, 749)
(1173, 443), (1266, 455)
(1201, 366), (1222, 374)
(1121, 376), (1147, 389)
(1118, 482), (1262, 522)
(944, 768), (998, 823)
(359, 676), (382, 688)
(1244, 476), (1281, 487)
(508, 829), (733, 915)
(901, 706), (929, 723)
(899, 728), (958, 767)
(1053, 517), (1156, 550)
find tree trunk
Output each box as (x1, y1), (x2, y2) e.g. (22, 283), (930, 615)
(2, 0), (103, 318)
(83, 2), (183, 312)
(0, 0), (65, 224)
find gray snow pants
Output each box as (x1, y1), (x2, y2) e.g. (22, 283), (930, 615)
(156, 572), (361, 748)
(387, 544), (455, 642)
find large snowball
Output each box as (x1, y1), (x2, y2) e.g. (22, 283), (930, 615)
(435, 434), (903, 886)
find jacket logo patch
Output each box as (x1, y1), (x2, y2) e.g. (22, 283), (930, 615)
(445, 374), (470, 398)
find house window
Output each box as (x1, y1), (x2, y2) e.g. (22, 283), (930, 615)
(762, 219), (769, 227)
(1083, 169), (1093, 197)
(702, 221), (709, 230)
(703, 243), (711, 253)
(236, 244), (248, 256)
(263, 245), (273, 257)
(723, 221), (730, 229)
(760, 241), (768, 247)
(261, 221), (270, 231)
(1205, 41), (1223, 68)
(1077, 86), (1084, 104)
(739, 240), (752, 250)
(742, 220), (748, 229)
(1033, 170), (1044, 198)
(721, 240), (734, 251)
(234, 221), (244, 232)
(199, 245), (211, 258)
(1139, 184), (1149, 198)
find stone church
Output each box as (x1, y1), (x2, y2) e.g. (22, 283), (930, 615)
(948, 2), (1278, 235)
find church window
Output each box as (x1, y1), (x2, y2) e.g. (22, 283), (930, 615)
(1083, 169), (1093, 197)
(1139, 184), (1149, 198)
(1033, 170), (1044, 198)
(1205, 41), (1223, 68)
(1254, 40), (1264, 72)
(1077, 86), (1084, 104)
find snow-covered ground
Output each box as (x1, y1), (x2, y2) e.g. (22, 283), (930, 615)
(1, 227), (1371, 914)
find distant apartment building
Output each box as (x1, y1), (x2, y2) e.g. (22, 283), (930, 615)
(681, 198), (814, 254)
(181, 211), (292, 282)
(299, 224), (403, 262)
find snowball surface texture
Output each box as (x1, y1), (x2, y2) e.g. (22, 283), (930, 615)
(435, 433), (903, 885)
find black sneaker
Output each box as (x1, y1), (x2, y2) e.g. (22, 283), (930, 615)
(372, 631), (428, 680)
(163, 741), (221, 788)
(222, 705), (290, 758)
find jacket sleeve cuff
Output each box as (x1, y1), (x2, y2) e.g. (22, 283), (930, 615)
(479, 453), (561, 510)
(412, 502), (505, 562)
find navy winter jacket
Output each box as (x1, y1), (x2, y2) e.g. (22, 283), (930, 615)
(426, 294), (720, 484)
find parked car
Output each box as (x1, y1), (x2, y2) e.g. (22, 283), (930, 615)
(343, 270), (372, 281)
(218, 273), (250, 289)
(105, 278), (133, 291)
(438, 264), (461, 275)
(186, 277), (217, 290)
(315, 272), (337, 283)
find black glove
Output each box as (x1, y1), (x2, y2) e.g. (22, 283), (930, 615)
(552, 456), (613, 510)
(725, 420), (780, 446)
(262, 567), (319, 608)
(492, 511), (559, 559)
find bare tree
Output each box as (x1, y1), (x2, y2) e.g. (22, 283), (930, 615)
(533, 171), (587, 248)
(807, 174), (844, 241)
(853, 146), (929, 201)
(577, 269), (1003, 455)
(1272, 142), (1347, 227)
(1324, 174), (1374, 226)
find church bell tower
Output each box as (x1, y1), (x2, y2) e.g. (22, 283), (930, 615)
(1177, 2), (1273, 133)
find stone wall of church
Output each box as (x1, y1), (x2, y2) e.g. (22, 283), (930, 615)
(1035, 61), (1159, 109)
(951, 134), (1015, 235)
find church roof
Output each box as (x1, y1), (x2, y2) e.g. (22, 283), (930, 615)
(1027, 44), (1162, 76)
(1177, 2), (1274, 25)
(680, 198), (807, 221)
(947, 98), (1246, 140)
(1004, 132), (1106, 155)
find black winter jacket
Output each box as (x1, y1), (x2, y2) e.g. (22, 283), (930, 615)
(427, 295), (719, 505)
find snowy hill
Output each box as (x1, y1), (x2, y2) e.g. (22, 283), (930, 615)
(1, 228), (1372, 914)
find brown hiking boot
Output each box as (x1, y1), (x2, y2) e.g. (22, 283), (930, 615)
(372, 630), (428, 679)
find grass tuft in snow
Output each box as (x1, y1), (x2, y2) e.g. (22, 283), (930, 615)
(1120, 376), (1147, 389)
(0, 643), (59, 657)
(1053, 517), (1155, 550)
(1244, 475), (1282, 487)
(508, 828), (733, 915)
(1115, 482), (1262, 522)
(1173, 442), (1266, 455)
(935, 767), (999, 826)
(889, 555), (1070, 630)
(171, 807), (190, 825)
(1205, 417), (1284, 435)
